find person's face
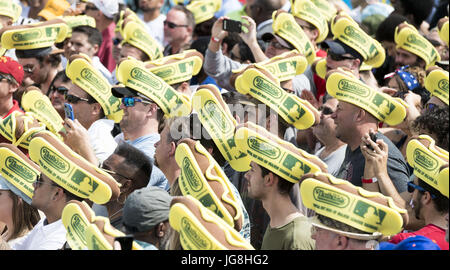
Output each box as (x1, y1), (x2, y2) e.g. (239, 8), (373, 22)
(264, 37), (292, 59)
(84, 2), (99, 21)
(65, 83), (95, 129)
(410, 178), (424, 220)
(422, 96), (446, 114)
(120, 44), (147, 61)
(31, 174), (59, 212)
(230, 44), (242, 62)
(154, 124), (174, 173)
(112, 32), (124, 62)
(386, 76), (401, 91)
(381, 40), (397, 58)
(139, 0), (164, 12)
(0, 189), (13, 224)
(164, 9), (190, 44)
(0, 74), (17, 99)
(244, 162), (266, 200)
(331, 101), (357, 143)
(18, 57), (43, 84)
(102, 154), (135, 189)
(48, 79), (69, 113)
(119, 95), (153, 132)
(64, 32), (97, 59)
(295, 18), (317, 43)
(313, 98), (339, 141)
(395, 48), (420, 69)
(311, 225), (338, 250)
(326, 52), (358, 72)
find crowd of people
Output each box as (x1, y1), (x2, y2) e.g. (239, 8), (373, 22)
(0, 0), (448, 252)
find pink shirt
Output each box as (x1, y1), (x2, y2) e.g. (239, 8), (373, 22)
(97, 22), (116, 73)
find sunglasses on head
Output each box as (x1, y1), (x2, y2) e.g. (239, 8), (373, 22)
(121, 97), (153, 107)
(164, 20), (188, 29)
(407, 182), (437, 199)
(65, 93), (90, 104)
(318, 106), (334, 115)
(327, 51), (356, 62)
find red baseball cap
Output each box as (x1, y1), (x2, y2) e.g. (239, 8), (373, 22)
(0, 56), (24, 85)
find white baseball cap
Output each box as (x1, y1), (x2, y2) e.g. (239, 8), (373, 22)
(89, 0), (119, 19)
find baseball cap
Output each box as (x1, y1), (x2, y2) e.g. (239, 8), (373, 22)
(322, 39), (364, 63)
(122, 187), (173, 233)
(0, 56), (24, 85)
(0, 175), (33, 205)
(378, 235), (441, 250)
(89, 0), (119, 19)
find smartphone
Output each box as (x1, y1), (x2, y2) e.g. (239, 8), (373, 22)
(366, 132), (377, 151)
(64, 103), (75, 120)
(223, 19), (242, 33)
(115, 235), (134, 250)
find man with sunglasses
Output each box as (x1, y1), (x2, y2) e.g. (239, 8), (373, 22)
(163, 5), (195, 56)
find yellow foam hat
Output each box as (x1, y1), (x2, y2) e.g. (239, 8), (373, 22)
(61, 15), (96, 38)
(330, 12), (385, 68)
(300, 172), (407, 238)
(37, 0), (71, 21)
(438, 17), (449, 46)
(145, 49), (203, 85)
(28, 131), (121, 204)
(0, 111), (46, 150)
(313, 58), (374, 79)
(192, 84), (250, 172)
(120, 19), (164, 61)
(115, 8), (147, 34)
(169, 195), (254, 250)
(272, 10), (316, 65)
(66, 54), (123, 123)
(175, 138), (243, 231)
(21, 87), (65, 135)
(0, 1), (22, 22)
(326, 68), (408, 126)
(291, 0), (329, 43)
(424, 67), (449, 106)
(232, 50), (308, 82)
(0, 19), (69, 50)
(116, 57), (192, 117)
(310, 0), (337, 22)
(186, 0), (221, 24)
(234, 65), (320, 130)
(234, 122), (327, 183)
(0, 143), (40, 203)
(406, 135), (449, 198)
(395, 22), (441, 69)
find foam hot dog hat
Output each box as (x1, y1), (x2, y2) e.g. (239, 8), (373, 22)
(234, 122), (327, 183)
(116, 57), (192, 117)
(145, 49), (203, 85)
(312, 58), (375, 79)
(0, 1), (22, 23)
(233, 64), (320, 130)
(330, 12), (385, 68)
(28, 130), (121, 204)
(291, 0), (329, 43)
(0, 143), (40, 205)
(61, 15), (96, 38)
(21, 86), (65, 135)
(232, 50), (308, 82)
(300, 172), (408, 239)
(271, 10), (316, 65)
(169, 195), (254, 250)
(120, 17), (164, 61)
(0, 111), (46, 150)
(186, 0), (221, 24)
(192, 84), (250, 172)
(0, 19), (69, 50)
(66, 54), (123, 123)
(424, 66), (448, 106)
(309, 0), (337, 22)
(395, 22), (441, 69)
(62, 200), (142, 250)
(406, 134), (449, 198)
(438, 17), (449, 46)
(175, 138), (243, 231)
(326, 68), (408, 126)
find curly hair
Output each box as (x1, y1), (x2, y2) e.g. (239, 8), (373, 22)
(412, 106), (449, 151)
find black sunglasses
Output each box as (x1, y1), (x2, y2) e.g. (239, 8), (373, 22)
(327, 51), (356, 61)
(113, 38), (123, 46)
(318, 106), (334, 115)
(65, 93), (90, 104)
(50, 86), (69, 95)
(0, 74), (12, 83)
(164, 20), (188, 29)
(33, 175), (59, 189)
(407, 182), (437, 199)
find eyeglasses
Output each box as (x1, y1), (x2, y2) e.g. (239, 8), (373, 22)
(50, 86), (69, 95)
(0, 74), (12, 83)
(33, 175), (58, 189)
(164, 20), (188, 29)
(424, 103), (438, 111)
(23, 65), (36, 74)
(267, 40), (291, 50)
(100, 166), (130, 181)
(121, 97), (152, 107)
(327, 51), (356, 62)
(407, 182), (437, 199)
(65, 94), (90, 104)
(113, 38), (123, 46)
(318, 106), (334, 115)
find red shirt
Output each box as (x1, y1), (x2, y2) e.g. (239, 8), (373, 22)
(97, 22), (116, 73)
(389, 224), (449, 250)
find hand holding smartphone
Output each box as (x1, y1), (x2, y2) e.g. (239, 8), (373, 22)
(64, 103), (75, 120)
(366, 132), (377, 151)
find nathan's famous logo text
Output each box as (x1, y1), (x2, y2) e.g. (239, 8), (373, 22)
(40, 146), (69, 173)
(5, 156), (36, 182)
(203, 100), (230, 133)
(130, 67), (163, 90)
(12, 30), (41, 42)
(252, 76), (282, 98)
(406, 34), (428, 49)
(413, 148), (438, 171)
(438, 79), (449, 92)
(181, 217), (211, 249)
(313, 186), (349, 208)
(247, 136), (280, 159)
(80, 68), (108, 93)
(182, 157), (203, 192)
(343, 25), (366, 44)
(337, 78), (369, 97)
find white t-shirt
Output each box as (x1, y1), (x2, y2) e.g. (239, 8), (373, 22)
(88, 118), (117, 163)
(138, 13), (166, 46)
(11, 218), (66, 250)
